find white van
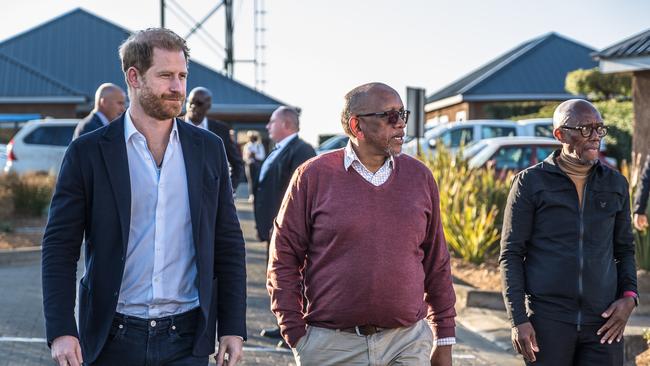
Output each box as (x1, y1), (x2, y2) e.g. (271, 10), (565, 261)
(4, 119), (79, 175)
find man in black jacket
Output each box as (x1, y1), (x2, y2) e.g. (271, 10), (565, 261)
(500, 99), (637, 365)
(254, 106), (315, 341)
(185, 87), (245, 190)
(73, 83), (126, 139)
(634, 158), (650, 231)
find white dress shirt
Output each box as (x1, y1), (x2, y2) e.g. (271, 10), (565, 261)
(116, 110), (199, 318)
(258, 133), (297, 181)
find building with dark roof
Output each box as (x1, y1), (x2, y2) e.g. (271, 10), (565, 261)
(594, 28), (650, 167)
(0, 8), (284, 129)
(425, 32), (597, 124)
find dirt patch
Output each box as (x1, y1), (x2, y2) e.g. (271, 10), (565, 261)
(0, 217), (47, 250)
(451, 257), (501, 292)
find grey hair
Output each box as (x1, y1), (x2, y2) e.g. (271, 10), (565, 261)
(275, 106), (300, 130)
(341, 82), (393, 136)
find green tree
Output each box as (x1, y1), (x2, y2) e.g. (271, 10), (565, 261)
(565, 68), (632, 101)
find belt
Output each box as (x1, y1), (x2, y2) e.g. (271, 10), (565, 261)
(340, 325), (388, 336)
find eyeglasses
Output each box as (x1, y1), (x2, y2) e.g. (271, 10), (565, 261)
(356, 109), (410, 125)
(560, 124), (608, 138)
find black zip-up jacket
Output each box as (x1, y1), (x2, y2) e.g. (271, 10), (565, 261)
(499, 150), (637, 327)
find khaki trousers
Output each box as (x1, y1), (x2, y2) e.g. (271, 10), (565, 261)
(291, 319), (434, 366)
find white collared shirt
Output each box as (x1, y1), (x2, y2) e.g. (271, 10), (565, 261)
(343, 141), (394, 186)
(117, 109), (199, 318)
(185, 116), (208, 130)
(258, 133), (298, 181)
(95, 111), (110, 126)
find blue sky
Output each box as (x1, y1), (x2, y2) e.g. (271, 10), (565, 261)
(1, 0), (648, 145)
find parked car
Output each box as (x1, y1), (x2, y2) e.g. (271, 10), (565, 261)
(316, 134), (349, 155)
(516, 118), (554, 137)
(4, 119), (79, 175)
(402, 119), (518, 157)
(466, 136), (561, 172)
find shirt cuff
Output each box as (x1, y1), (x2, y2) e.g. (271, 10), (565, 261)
(436, 337), (456, 346)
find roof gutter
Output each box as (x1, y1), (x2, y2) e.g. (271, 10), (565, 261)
(0, 96), (87, 104)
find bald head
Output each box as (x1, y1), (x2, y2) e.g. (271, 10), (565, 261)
(341, 82), (399, 136)
(95, 83), (126, 121)
(553, 99), (602, 129)
(186, 87), (213, 124)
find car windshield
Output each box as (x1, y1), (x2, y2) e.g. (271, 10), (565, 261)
(461, 140), (489, 159)
(318, 135), (349, 150)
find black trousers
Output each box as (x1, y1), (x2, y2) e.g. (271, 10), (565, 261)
(93, 308), (207, 366)
(526, 315), (624, 366)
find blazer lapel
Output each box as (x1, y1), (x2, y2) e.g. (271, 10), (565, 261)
(99, 116), (131, 252)
(178, 120), (204, 251)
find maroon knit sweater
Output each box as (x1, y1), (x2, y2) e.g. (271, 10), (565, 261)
(267, 149), (456, 347)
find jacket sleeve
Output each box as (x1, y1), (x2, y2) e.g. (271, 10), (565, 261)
(423, 175), (456, 339)
(499, 172), (535, 327)
(223, 134), (244, 190)
(41, 142), (86, 344)
(213, 141), (248, 339)
(615, 178), (637, 295)
(266, 165), (311, 348)
(633, 158), (650, 215)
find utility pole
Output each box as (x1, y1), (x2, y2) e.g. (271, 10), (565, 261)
(224, 0), (234, 78)
(160, 0), (165, 28)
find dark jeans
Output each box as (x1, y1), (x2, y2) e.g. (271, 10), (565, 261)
(93, 308), (208, 366)
(526, 315), (623, 366)
(245, 160), (261, 197)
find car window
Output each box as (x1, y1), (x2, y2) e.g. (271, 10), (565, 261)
(318, 135), (349, 150)
(441, 127), (474, 147)
(481, 126), (516, 139)
(536, 146), (556, 161)
(491, 146), (533, 170)
(24, 125), (75, 146)
(534, 124), (554, 137)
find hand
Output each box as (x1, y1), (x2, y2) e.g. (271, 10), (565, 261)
(430, 344), (452, 366)
(215, 335), (244, 366)
(634, 214), (649, 231)
(598, 297), (635, 344)
(511, 322), (539, 362)
(51, 335), (83, 366)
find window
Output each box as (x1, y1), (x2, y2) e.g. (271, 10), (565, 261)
(534, 124), (554, 137)
(491, 146), (533, 170)
(24, 126), (75, 146)
(481, 126), (516, 139)
(536, 146), (556, 162)
(441, 127), (474, 148)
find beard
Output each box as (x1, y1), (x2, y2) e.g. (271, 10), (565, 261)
(365, 133), (402, 158)
(138, 81), (184, 120)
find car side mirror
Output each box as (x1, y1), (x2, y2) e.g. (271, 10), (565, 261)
(428, 139), (437, 148)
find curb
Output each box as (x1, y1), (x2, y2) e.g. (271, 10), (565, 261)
(0, 246), (41, 265)
(454, 282), (504, 311)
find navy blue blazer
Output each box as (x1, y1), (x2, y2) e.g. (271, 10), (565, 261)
(254, 136), (315, 241)
(72, 112), (104, 140)
(42, 115), (247, 363)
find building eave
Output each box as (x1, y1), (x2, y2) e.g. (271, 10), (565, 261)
(598, 56), (650, 73)
(0, 96), (87, 104)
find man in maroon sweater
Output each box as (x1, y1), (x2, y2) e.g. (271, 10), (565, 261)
(267, 82), (456, 365)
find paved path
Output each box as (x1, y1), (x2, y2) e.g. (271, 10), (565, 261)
(0, 199), (522, 365)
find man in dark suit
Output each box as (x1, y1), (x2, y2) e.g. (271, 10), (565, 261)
(42, 28), (246, 366)
(72, 83), (126, 139)
(254, 106), (315, 340)
(185, 87), (245, 191)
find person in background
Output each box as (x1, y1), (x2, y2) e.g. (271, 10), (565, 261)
(243, 131), (265, 202)
(73, 83), (126, 139)
(185, 86), (245, 191)
(634, 157), (650, 231)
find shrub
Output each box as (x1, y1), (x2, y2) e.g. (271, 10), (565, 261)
(0, 172), (55, 217)
(422, 146), (513, 264)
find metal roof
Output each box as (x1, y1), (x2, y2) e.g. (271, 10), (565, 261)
(0, 8), (283, 106)
(426, 33), (597, 104)
(594, 28), (650, 59)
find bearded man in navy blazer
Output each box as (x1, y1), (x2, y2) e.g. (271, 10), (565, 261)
(42, 28), (247, 366)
